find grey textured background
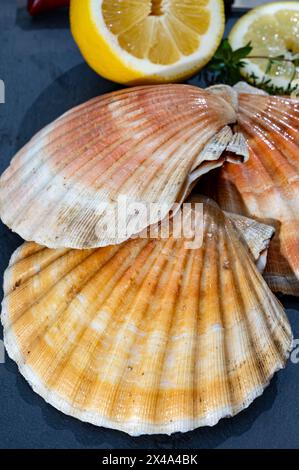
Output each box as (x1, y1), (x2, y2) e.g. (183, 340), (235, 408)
(0, 0), (299, 449)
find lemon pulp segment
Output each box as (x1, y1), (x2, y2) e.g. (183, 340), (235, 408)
(71, 0), (224, 84)
(229, 2), (299, 87)
(102, 0), (211, 65)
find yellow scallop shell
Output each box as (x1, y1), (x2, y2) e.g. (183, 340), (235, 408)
(2, 197), (292, 435)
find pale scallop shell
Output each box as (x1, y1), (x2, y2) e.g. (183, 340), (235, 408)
(0, 85), (246, 249)
(2, 197), (292, 436)
(203, 84), (299, 296)
(227, 212), (274, 272)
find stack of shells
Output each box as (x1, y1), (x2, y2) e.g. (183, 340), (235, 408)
(0, 82), (296, 436)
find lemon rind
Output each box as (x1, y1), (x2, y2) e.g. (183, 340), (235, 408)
(71, 0), (225, 84)
(229, 1), (299, 88)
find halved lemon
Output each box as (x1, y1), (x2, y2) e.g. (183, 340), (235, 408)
(70, 0), (225, 85)
(229, 1), (299, 89)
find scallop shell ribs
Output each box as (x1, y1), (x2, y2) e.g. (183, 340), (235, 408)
(1, 197), (292, 435)
(0, 85), (246, 249)
(204, 84), (299, 296)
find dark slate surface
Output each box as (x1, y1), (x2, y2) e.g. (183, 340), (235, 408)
(0, 0), (298, 449)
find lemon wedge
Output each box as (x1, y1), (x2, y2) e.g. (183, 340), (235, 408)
(70, 0), (225, 85)
(229, 1), (299, 89)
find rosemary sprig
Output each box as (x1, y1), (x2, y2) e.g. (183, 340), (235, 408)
(204, 39), (299, 95)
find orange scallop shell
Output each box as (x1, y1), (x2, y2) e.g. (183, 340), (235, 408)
(2, 197), (291, 435)
(203, 85), (299, 296)
(0, 85), (245, 249)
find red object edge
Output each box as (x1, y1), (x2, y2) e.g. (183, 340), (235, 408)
(27, 0), (70, 15)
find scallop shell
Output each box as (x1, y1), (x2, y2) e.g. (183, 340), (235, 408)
(0, 85), (246, 249)
(227, 212), (274, 272)
(2, 197), (292, 436)
(203, 84), (299, 296)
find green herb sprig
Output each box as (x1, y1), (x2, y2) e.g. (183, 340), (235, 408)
(204, 39), (299, 95)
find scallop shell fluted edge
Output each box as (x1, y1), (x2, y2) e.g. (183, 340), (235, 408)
(2, 326), (292, 436)
(1, 198), (292, 436)
(0, 85), (245, 249)
(202, 84), (299, 296)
